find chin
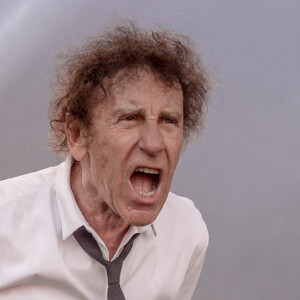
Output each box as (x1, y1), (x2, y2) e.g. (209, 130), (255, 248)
(124, 209), (159, 227)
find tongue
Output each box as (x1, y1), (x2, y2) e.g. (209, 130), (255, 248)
(131, 172), (153, 193)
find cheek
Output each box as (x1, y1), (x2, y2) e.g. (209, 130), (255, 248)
(100, 156), (108, 170)
(90, 140), (111, 175)
(92, 140), (124, 185)
(168, 136), (183, 158)
(115, 128), (140, 144)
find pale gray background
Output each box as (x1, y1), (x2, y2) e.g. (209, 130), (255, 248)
(1, 1), (299, 299)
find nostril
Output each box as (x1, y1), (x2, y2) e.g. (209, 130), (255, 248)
(138, 142), (165, 156)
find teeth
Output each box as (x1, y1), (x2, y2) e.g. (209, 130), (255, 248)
(139, 184), (157, 198)
(139, 190), (155, 197)
(136, 167), (160, 174)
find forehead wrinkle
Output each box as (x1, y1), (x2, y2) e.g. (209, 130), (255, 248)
(119, 98), (144, 110)
(125, 99), (145, 111)
(128, 98), (182, 117)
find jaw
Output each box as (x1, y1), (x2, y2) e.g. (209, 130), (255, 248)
(109, 161), (176, 226)
(124, 207), (160, 226)
(122, 194), (168, 226)
(116, 170), (171, 226)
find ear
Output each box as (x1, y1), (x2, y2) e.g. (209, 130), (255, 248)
(65, 114), (88, 161)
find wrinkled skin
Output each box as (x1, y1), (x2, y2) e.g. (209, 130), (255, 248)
(69, 69), (184, 229)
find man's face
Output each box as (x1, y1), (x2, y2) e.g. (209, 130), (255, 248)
(82, 70), (184, 226)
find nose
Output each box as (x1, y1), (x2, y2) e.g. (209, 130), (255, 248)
(138, 120), (165, 156)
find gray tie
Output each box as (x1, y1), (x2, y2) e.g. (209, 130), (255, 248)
(73, 226), (139, 300)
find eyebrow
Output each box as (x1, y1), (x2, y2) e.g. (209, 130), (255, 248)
(112, 108), (182, 122)
(160, 111), (183, 120)
(112, 107), (145, 118)
(111, 100), (183, 120)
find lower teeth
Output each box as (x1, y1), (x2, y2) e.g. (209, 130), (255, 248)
(139, 190), (155, 197)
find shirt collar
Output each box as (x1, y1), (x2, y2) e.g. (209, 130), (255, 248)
(55, 156), (156, 241)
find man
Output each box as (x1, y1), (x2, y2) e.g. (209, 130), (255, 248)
(0, 22), (210, 299)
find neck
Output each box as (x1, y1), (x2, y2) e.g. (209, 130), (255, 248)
(70, 162), (130, 260)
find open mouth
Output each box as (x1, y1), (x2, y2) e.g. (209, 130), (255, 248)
(130, 167), (160, 198)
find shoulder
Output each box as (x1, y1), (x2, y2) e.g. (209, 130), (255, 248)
(166, 192), (204, 217)
(0, 165), (59, 207)
(156, 192), (209, 249)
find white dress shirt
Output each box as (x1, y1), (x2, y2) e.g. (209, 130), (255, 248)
(0, 157), (208, 300)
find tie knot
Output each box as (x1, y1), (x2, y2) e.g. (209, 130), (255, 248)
(106, 261), (123, 285)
